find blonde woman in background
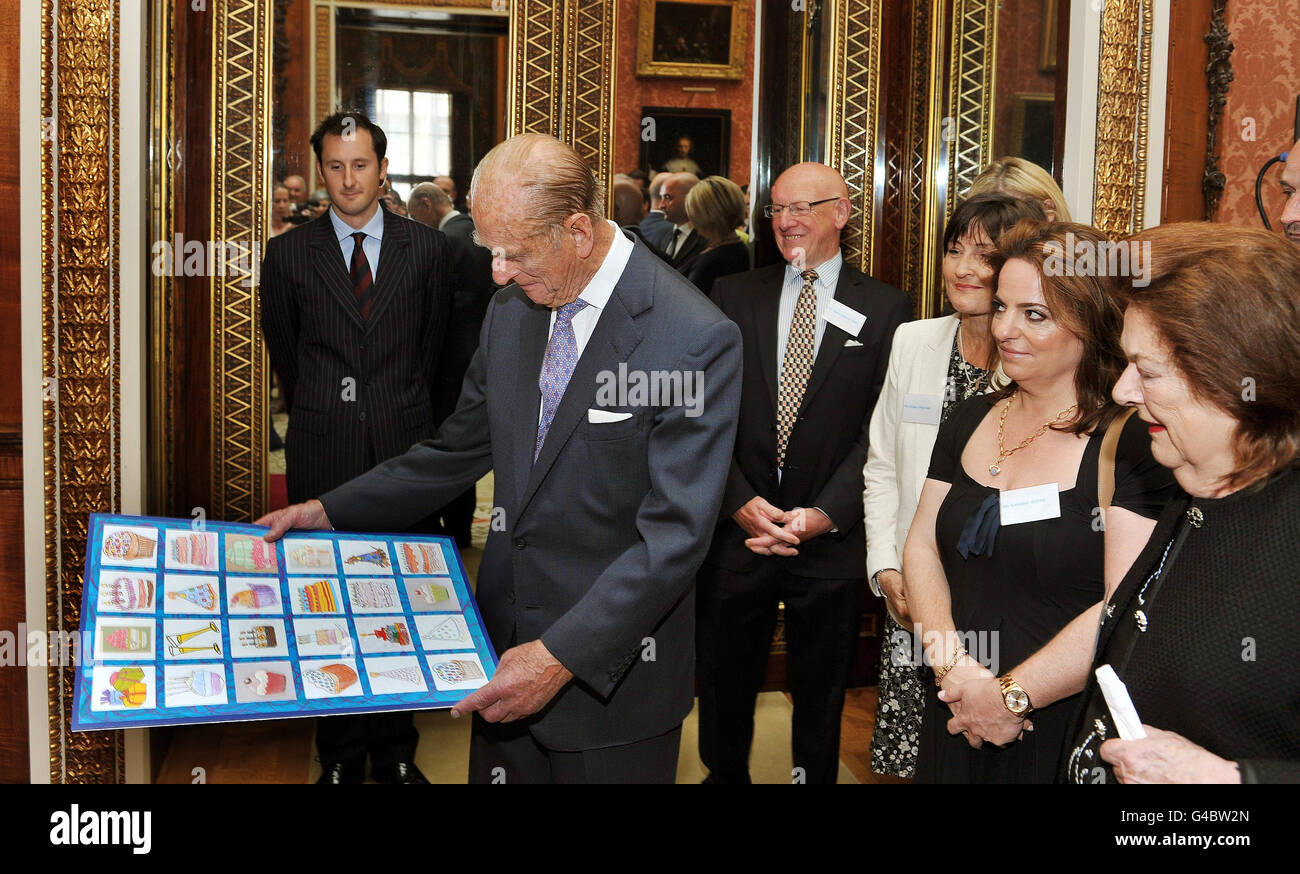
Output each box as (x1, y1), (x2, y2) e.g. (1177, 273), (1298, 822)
(967, 156), (1072, 222)
(682, 175), (752, 296)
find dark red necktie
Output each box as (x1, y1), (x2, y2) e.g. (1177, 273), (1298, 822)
(349, 231), (373, 320)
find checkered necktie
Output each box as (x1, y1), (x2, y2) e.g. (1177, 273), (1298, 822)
(349, 232), (373, 320)
(776, 269), (818, 467)
(536, 299), (589, 460)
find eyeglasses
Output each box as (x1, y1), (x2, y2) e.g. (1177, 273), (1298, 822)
(763, 197), (840, 218)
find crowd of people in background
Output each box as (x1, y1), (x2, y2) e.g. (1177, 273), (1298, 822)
(260, 113), (1300, 784)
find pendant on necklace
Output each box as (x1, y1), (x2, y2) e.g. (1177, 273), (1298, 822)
(989, 464), (1001, 476)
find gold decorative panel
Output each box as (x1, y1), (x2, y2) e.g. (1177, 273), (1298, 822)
(1093, 0), (1153, 236)
(825, 0), (884, 277)
(946, 0), (997, 216)
(508, 0), (616, 186)
(314, 4), (332, 132)
(210, 0), (271, 522)
(42, 0), (124, 783)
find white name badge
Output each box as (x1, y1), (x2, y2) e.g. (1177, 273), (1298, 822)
(825, 298), (867, 338)
(999, 482), (1061, 526)
(901, 394), (942, 425)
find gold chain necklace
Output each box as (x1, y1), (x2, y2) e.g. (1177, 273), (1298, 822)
(989, 390), (1078, 476)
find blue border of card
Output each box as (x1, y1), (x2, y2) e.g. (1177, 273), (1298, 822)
(72, 513), (499, 731)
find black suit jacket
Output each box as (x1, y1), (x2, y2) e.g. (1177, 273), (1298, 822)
(433, 212), (496, 425)
(320, 241), (743, 750)
(705, 260), (910, 578)
(259, 211), (451, 503)
(656, 224), (708, 270)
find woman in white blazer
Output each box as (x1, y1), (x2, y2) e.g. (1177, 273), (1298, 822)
(863, 193), (1047, 777)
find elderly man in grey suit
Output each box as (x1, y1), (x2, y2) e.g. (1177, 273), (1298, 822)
(259, 133), (743, 783)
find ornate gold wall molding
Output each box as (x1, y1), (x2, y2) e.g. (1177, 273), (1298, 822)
(507, 0), (616, 187)
(1093, 0), (1153, 236)
(41, 0), (124, 783)
(825, 0), (884, 277)
(946, 0), (997, 215)
(210, 0), (272, 522)
(314, 4), (332, 134)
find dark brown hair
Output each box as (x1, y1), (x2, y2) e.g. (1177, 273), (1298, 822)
(985, 220), (1128, 435)
(943, 192), (1046, 250)
(310, 111), (388, 163)
(1118, 222), (1300, 487)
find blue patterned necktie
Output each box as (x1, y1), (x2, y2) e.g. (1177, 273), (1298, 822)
(536, 298), (589, 460)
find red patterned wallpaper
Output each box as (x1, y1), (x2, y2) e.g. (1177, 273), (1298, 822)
(1214, 1), (1300, 227)
(613, 0), (755, 185)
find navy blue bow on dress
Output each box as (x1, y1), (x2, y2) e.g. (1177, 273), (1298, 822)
(956, 493), (1000, 559)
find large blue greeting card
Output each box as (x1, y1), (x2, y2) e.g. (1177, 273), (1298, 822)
(72, 513), (498, 730)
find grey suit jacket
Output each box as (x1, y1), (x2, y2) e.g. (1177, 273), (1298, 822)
(320, 241), (743, 750)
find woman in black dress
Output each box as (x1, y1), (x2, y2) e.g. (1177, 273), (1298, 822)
(1061, 224), (1300, 782)
(903, 221), (1175, 783)
(681, 175), (751, 296)
(946, 224), (1300, 782)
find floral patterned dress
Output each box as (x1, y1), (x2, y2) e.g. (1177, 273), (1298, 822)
(870, 331), (989, 778)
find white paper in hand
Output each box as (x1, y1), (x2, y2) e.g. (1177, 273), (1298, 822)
(1095, 664), (1147, 740)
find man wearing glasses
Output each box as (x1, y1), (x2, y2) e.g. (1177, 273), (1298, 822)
(698, 162), (910, 783)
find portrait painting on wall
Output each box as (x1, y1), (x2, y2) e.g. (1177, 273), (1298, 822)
(636, 0), (747, 80)
(640, 107), (731, 179)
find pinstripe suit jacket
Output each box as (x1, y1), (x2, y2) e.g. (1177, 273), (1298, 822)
(260, 209), (451, 503)
(319, 239), (743, 750)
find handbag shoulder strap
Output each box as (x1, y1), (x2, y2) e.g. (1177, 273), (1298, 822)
(1098, 407), (1137, 516)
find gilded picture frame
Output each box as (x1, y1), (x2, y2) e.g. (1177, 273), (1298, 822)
(635, 0), (747, 80)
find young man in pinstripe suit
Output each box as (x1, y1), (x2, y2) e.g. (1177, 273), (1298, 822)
(260, 112), (451, 784)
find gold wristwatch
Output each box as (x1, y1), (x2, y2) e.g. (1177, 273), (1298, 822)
(999, 675), (1033, 717)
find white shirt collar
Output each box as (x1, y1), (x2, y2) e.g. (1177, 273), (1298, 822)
(572, 221), (634, 312)
(329, 204), (386, 242)
(784, 249), (843, 285)
(673, 221), (694, 234)
(437, 209), (462, 231)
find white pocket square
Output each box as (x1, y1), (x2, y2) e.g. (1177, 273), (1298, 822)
(588, 409), (633, 423)
(844, 338), (864, 347)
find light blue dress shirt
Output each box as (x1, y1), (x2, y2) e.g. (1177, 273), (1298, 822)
(330, 205), (386, 281)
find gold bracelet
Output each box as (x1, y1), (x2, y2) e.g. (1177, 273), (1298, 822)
(934, 642), (967, 685)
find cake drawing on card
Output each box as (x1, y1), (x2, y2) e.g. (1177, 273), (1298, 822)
(399, 541), (447, 575)
(168, 532), (216, 569)
(305, 663), (358, 694)
(104, 576), (155, 612)
(243, 668), (287, 697)
(298, 624), (349, 648)
(296, 580), (339, 613)
(103, 530), (156, 562)
(289, 543), (334, 570)
(362, 620), (411, 647)
(229, 583), (279, 610)
(348, 579), (397, 610)
(431, 659), (484, 683)
(236, 624), (278, 649)
(167, 581), (218, 611)
(410, 581), (452, 609)
(225, 534), (278, 574)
